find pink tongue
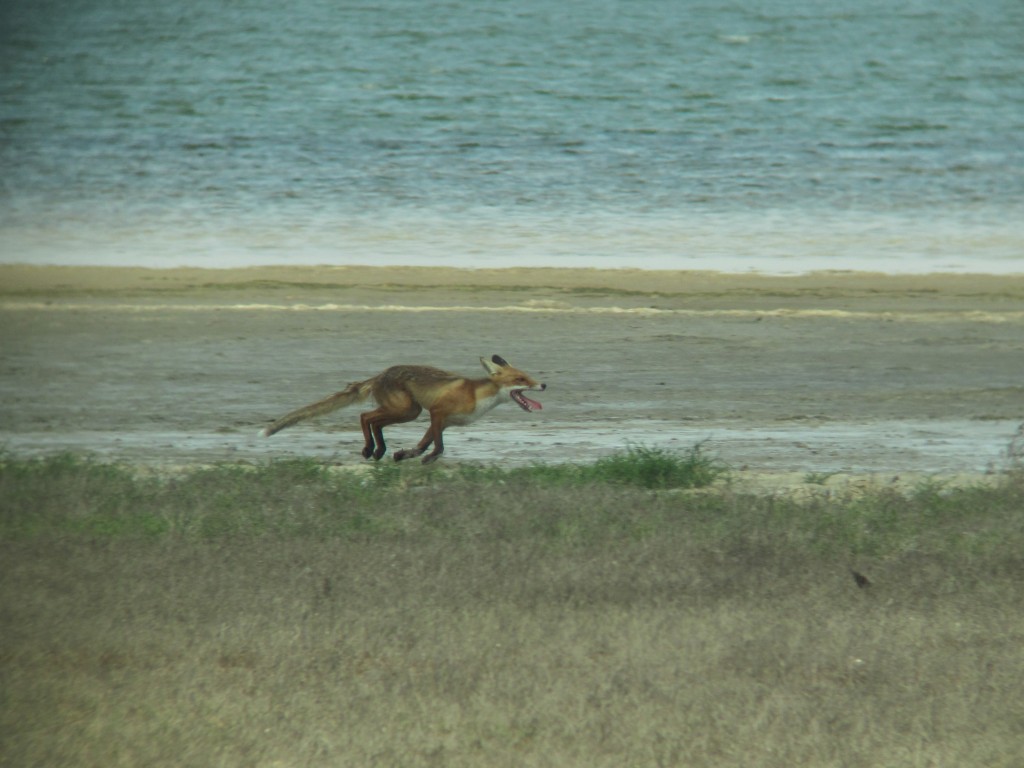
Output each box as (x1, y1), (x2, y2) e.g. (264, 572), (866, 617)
(520, 394), (542, 411)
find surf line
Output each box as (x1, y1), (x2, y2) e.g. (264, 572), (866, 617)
(3, 301), (1024, 324)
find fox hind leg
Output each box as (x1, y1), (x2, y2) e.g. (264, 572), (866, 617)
(359, 403), (421, 460)
(358, 410), (379, 459)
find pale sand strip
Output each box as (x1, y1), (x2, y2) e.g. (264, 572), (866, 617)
(3, 263), (1024, 299)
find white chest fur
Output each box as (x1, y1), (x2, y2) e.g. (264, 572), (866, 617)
(443, 390), (505, 426)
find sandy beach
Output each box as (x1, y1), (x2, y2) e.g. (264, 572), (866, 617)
(2, 264), (1022, 485)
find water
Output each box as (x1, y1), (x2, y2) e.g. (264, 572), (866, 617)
(2, 0), (1022, 272)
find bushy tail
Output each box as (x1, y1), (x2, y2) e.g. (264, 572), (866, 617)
(260, 378), (375, 437)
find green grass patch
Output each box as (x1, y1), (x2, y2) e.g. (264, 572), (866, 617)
(2, 450), (1023, 564)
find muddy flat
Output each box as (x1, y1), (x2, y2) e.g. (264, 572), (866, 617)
(2, 265), (1022, 484)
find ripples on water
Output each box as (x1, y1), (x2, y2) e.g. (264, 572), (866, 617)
(2, 0), (1021, 271)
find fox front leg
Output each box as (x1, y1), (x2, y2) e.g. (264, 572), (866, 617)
(394, 420), (442, 463)
(393, 439), (429, 462)
(417, 414), (446, 464)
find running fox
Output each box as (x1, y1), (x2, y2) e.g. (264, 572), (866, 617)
(261, 355), (545, 463)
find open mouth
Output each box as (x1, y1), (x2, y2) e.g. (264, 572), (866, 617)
(510, 389), (543, 412)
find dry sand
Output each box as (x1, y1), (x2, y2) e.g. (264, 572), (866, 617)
(2, 264), (1022, 489)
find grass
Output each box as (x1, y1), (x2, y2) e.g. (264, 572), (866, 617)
(803, 470), (838, 485)
(451, 442), (727, 491)
(3, 450), (1024, 766)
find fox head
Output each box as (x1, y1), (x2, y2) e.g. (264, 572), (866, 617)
(480, 354), (545, 412)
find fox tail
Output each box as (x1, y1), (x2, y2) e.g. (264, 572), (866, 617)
(260, 378), (375, 437)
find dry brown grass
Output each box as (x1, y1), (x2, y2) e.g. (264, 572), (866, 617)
(2, 457), (1024, 766)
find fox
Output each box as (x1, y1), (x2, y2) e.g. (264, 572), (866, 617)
(261, 355), (545, 464)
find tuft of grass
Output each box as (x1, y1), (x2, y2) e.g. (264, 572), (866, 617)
(586, 442), (726, 489)
(451, 443), (726, 491)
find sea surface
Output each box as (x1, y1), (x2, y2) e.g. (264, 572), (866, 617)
(2, 0), (1022, 273)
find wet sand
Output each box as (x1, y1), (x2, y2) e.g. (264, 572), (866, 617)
(2, 265), (1022, 486)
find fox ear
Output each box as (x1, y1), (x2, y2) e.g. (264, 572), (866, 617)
(480, 356), (502, 375)
(491, 354), (509, 367)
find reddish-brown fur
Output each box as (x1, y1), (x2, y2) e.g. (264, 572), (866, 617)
(262, 355), (544, 463)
